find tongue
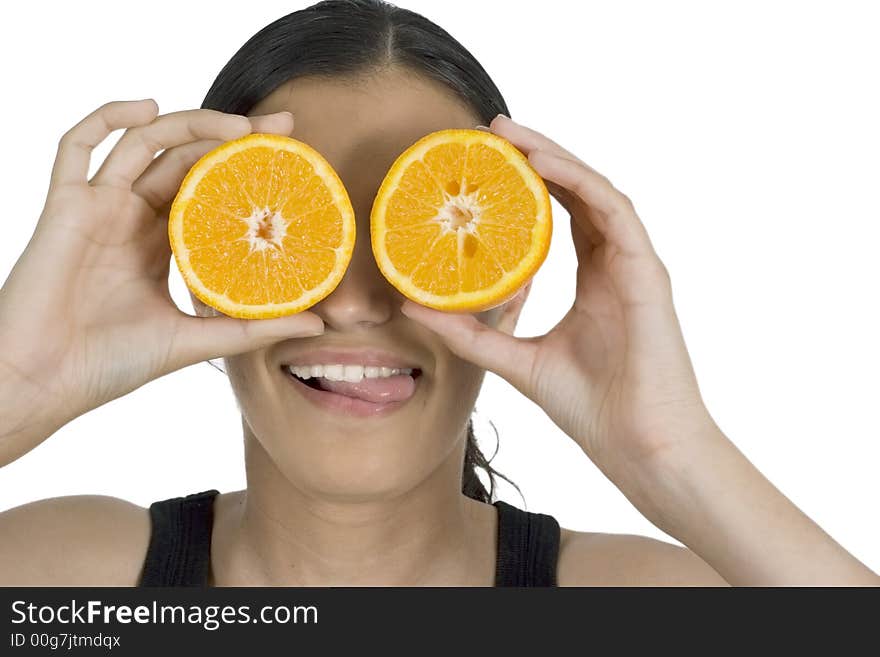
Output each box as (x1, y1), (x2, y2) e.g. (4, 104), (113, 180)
(317, 374), (416, 403)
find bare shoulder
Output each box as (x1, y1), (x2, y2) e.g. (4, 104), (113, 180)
(556, 527), (729, 586)
(0, 495), (151, 586)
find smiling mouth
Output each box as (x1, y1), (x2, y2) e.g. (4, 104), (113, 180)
(291, 368), (423, 392)
(280, 364), (424, 417)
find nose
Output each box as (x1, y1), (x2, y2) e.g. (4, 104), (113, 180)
(309, 215), (399, 331)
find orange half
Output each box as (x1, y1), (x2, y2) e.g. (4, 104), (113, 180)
(370, 128), (552, 312)
(168, 133), (356, 319)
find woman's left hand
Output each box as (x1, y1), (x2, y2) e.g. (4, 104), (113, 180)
(400, 113), (719, 478)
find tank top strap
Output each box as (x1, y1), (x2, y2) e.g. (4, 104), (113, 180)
(492, 500), (561, 586)
(139, 491), (559, 586)
(139, 489), (219, 586)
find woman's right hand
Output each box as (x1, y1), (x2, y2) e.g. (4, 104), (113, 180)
(0, 99), (325, 433)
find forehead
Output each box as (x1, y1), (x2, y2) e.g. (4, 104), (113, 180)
(248, 68), (480, 193)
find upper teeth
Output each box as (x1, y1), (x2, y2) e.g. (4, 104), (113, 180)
(285, 364), (414, 383)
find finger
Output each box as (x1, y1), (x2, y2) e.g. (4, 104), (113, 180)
(246, 111), (295, 136)
(131, 112), (295, 211)
(131, 140), (220, 211)
(50, 98), (159, 188)
(90, 108), (255, 189)
(167, 310), (325, 373)
(530, 152), (673, 316)
(545, 178), (604, 249)
(400, 300), (538, 395)
(569, 213), (594, 269)
(487, 114), (593, 168)
(527, 149), (654, 259)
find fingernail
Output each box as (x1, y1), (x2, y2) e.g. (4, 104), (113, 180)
(474, 124), (491, 131)
(494, 113), (511, 122)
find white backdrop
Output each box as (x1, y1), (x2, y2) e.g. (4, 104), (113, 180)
(1, 0), (878, 574)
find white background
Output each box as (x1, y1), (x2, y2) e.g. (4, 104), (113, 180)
(1, 1), (878, 575)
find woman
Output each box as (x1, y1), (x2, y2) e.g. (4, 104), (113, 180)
(0, 0), (877, 586)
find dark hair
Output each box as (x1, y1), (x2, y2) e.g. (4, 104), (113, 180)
(202, 0), (523, 505)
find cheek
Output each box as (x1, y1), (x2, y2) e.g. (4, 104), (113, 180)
(430, 357), (486, 425)
(225, 358), (273, 423)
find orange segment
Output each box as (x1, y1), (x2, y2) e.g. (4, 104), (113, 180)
(371, 128), (552, 311)
(169, 133), (355, 319)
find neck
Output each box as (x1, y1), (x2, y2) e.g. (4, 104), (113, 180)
(212, 420), (494, 586)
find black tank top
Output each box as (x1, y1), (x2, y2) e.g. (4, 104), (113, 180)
(139, 489), (560, 586)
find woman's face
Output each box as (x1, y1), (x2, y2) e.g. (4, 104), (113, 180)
(189, 68), (530, 501)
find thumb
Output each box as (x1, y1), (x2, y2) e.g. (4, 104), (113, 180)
(167, 310), (325, 372)
(400, 300), (536, 395)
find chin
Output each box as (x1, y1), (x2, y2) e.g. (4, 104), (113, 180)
(265, 435), (432, 500)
